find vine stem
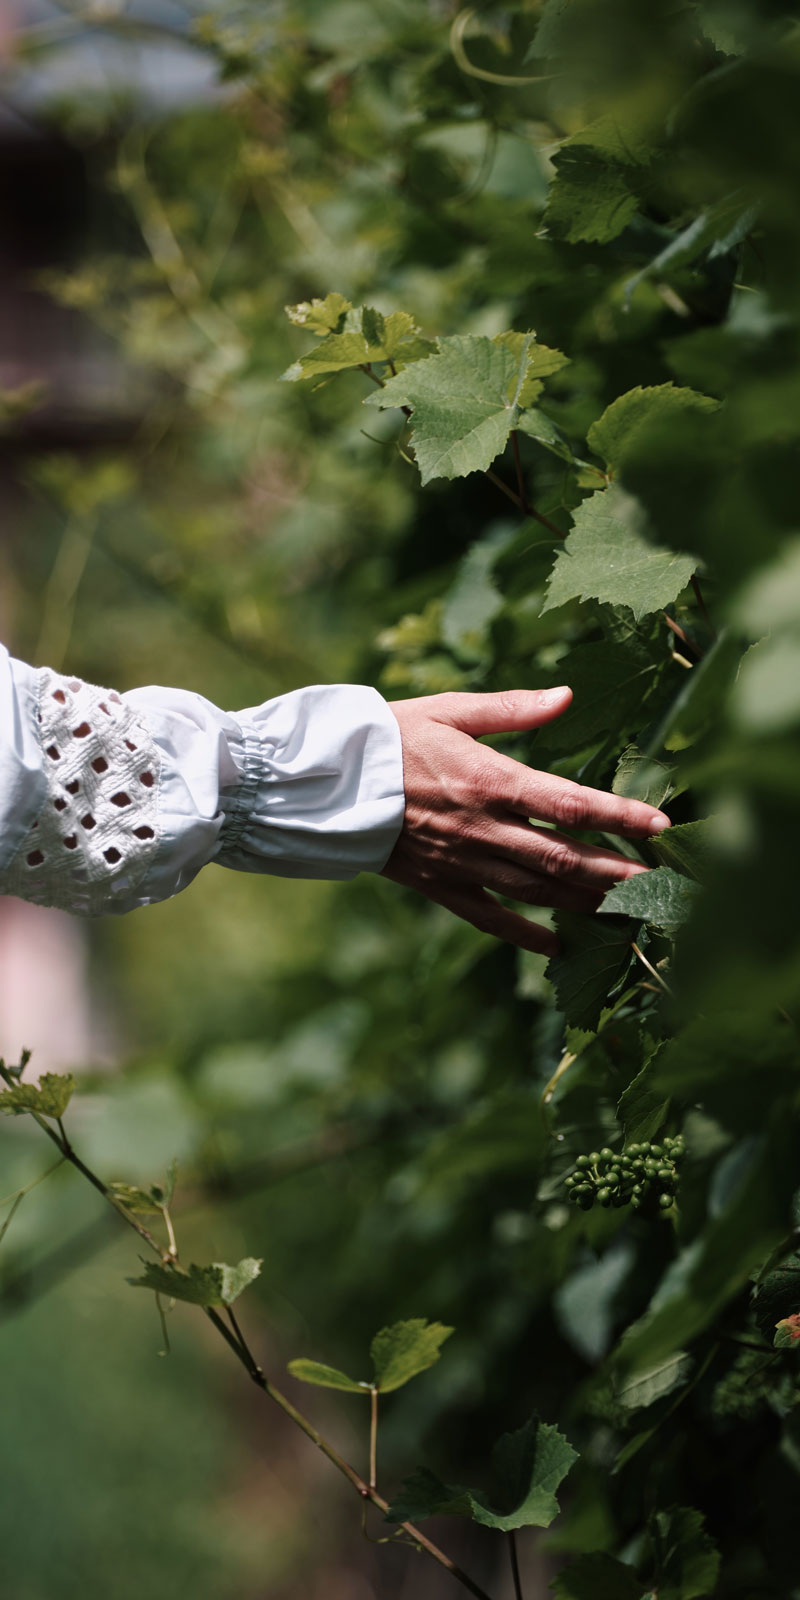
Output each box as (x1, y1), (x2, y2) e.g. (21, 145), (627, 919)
(370, 1385), (379, 1489)
(508, 1530), (525, 1600)
(0, 1063), (495, 1600)
(662, 611), (703, 660)
(510, 431), (531, 515)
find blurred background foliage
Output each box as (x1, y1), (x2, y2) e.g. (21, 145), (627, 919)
(2, 1), (800, 1595)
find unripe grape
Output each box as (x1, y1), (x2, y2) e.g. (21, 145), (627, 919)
(577, 1193), (593, 1210)
(627, 1144), (642, 1157)
(659, 1193), (673, 1210)
(565, 1174), (577, 1188)
(606, 1167), (621, 1185)
(650, 1143), (663, 1158)
(632, 1183), (642, 1198)
(597, 1187), (612, 1206)
(589, 1151), (600, 1165)
(574, 1183), (593, 1197)
(633, 1158), (645, 1173)
(644, 1160), (659, 1178)
(576, 1154), (592, 1170)
(600, 1147), (614, 1162)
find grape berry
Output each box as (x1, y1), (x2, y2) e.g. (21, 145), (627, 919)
(564, 1138), (684, 1215)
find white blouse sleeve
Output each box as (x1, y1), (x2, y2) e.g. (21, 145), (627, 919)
(0, 645), (405, 916)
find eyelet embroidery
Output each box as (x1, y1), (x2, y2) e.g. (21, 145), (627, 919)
(0, 670), (161, 914)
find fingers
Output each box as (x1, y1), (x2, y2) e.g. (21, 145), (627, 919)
(484, 752), (671, 838)
(423, 882), (560, 956)
(426, 686), (573, 736)
(465, 850), (602, 914)
(485, 820), (650, 890)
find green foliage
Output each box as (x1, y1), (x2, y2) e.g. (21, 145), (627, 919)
(386, 1415), (577, 1531)
(288, 1318), (453, 1393)
(5, 0), (800, 1593)
(0, 1072), (75, 1119)
(129, 1259), (262, 1309)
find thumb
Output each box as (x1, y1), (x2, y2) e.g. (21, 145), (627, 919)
(434, 687), (572, 737)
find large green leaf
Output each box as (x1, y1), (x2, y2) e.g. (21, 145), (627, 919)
(599, 867), (700, 933)
(588, 386), (719, 474)
(365, 333), (556, 483)
(547, 913), (635, 1031)
(128, 1258), (261, 1308)
(544, 148), (638, 245)
(650, 820), (713, 882)
(386, 1415), (577, 1531)
(542, 486), (697, 622)
(539, 640), (660, 753)
(370, 1319), (453, 1393)
(613, 745), (675, 809)
(552, 1552), (646, 1600)
(0, 1073), (75, 1119)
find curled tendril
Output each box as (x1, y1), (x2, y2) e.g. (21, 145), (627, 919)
(449, 7), (556, 87)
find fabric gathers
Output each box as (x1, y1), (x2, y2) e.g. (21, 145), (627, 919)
(0, 645), (406, 916)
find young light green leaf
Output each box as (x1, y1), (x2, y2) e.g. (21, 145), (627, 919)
(129, 1257), (261, 1308)
(284, 292), (352, 333)
(600, 867), (699, 934)
(386, 1416), (577, 1531)
(587, 386), (719, 474)
(365, 334), (544, 483)
(615, 1352), (692, 1411)
(0, 1072), (75, 1119)
(282, 306), (433, 382)
(551, 1551), (647, 1600)
(108, 1182), (165, 1216)
(613, 745), (675, 809)
(493, 332), (569, 406)
(542, 486), (697, 622)
(618, 1050), (671, 1146)
(370, 1318), (453, 1393)
(287, 1359), (367, 1393)
(649, 1505), (721, 1600)
(546, 912), (634, 1031)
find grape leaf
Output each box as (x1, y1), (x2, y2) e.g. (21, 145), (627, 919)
(537, 640), (660, 753)
(0, 1072), (75, 1119)
(108, 1183), (166, 1216)
(287, 1360), (367, 1393)
(752, 1254), (800, 1343)
(288, 1319), (453, 1395)
(649, 1505), (721, 1600)
(129, 1258), (261, 1308)
(618, 1049), (671, 1145)
(552, 1552), (646, 1600)
(613, 745), (675, 809)
(493, 332), (569, 406)
(370, 1318), (453, 1393)
(650, 820), (713, 882)
(774, 1315), (800, 1350)
(600, 867), (700, 933)
(284, 292), (352, 333)
(588, 386), (719, 474)
(545, 147), (638, 244)
(386, 1415), (577, 1531)
(615, 1352), (692, 1411)
(546, 913), (634, 1031)
(282, 306), (433, 381)
(542, 485), (697, 622)
(365, 333), (553, 483)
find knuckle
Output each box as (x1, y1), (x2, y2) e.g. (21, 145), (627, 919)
(538, 836), (579, 879)
(552, 785), (587, 830)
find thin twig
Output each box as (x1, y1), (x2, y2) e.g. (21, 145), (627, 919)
(509, 1531), (525, 1600)
(510, 431), (531, 515)
(370, 1386), (379, 1490)
(3, 1063), (495, 1600)
(662, 612), (704, 660)
(631, 942), (674, 999)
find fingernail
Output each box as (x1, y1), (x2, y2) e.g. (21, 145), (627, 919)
(540, 686), (570, 706)
(648, 813), (671, 833)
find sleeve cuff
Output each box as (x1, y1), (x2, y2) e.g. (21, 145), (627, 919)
(217, 684), (405, 881)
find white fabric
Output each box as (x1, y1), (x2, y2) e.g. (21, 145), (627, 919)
(0, 645), (405, 916)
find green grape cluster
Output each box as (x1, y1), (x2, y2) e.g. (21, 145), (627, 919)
(564, 1137), (684, 1214)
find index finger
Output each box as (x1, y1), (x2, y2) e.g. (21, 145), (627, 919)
(486, 750), (671, 839)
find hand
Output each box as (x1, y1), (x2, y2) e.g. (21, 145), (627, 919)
(382, 688), (670, 955)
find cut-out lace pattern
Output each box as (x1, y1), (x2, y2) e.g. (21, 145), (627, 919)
(0, 668), (161, 914)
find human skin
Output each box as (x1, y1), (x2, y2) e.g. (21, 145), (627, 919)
(383, 687), (670, 954)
